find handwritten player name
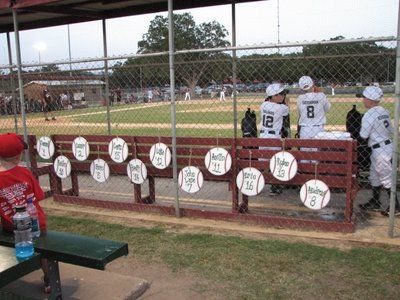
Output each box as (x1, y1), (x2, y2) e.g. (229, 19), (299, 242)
(41, 141), (49, 147)
(307, 185), (326, 197)
(244, 171), (257, 180)
(57, 160), (68, 168)
(114, 144), (122, 151)
(211, 153), (225, 161)
(95, 164), (104, 172)
(131, 164), (140, 172)
(75, 143), (86, 150)
(155, 147), (165, 155)
(184, 168), (196, 184)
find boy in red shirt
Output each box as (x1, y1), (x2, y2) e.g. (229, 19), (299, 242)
(0, 133), (50, 293)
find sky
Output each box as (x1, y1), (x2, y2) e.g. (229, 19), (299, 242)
(0, 0), (398, 66)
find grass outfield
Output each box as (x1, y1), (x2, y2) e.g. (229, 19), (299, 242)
(49, 215), (400, 299)
(1, 97), (395, 137)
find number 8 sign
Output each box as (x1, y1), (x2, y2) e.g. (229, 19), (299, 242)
(299, 179), (331, 210)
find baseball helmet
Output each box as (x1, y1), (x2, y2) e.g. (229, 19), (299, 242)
(356, 86), (383, 101)
(299, 76), (314, 90)
(266, 83), (288, 97)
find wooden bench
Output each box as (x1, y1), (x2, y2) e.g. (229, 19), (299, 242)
(36, 134), (358, 232)
(237, 137), (358, 231)
(0, 230), (128, 299)
(49, 135), (236, 211)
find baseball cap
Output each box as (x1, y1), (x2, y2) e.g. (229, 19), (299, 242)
(299, 76), (314, 90)
(0, 133), (27, 158)
(356, 86), (383, 101)
(266, 83), (286, 97)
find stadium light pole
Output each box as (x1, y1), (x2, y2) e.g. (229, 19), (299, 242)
(33, 42), (46, 64)
(67, 24), (72, 76)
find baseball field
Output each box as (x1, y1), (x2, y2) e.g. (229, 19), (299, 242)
(0, 94), (396, 137)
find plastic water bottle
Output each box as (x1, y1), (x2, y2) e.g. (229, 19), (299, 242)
(26, 197), (40, 238)
(13, 205), (34, 261)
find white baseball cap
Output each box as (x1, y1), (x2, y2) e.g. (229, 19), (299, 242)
(266, 83), (285, 97)
(361, 86), (383, 101)
(299, 76), (314, 90)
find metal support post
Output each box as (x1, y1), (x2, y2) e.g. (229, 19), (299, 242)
(102, 19), (111, 135)
(168, 0), (180, 217)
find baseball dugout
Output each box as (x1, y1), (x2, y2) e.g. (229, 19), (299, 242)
(29, 134), (358, 232)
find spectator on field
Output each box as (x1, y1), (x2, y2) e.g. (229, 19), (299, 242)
(41, 89), (56, 121)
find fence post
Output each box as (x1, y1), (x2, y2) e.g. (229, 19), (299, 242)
(388, 2), (400, 237)
(6, 32), (18, 134)
(168, 0), (180, 218)
(12, 8), (30, 168)
(232, 2), (238, 140)
(102, 19), (112, 135)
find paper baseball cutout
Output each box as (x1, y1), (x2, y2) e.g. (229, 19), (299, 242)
(236, 167), (265, 196)
(204, 147), (232, 176)
(149, 143), (171, 169)
(178, 166), (204, 193)
(269, 151), (298, 181)
(72, 136), (90, 161)
(36, 136), (55, 159)
(108, 137), (129, 163)
(90, 158), (110, 183)
(127, 159), (147, 184)
(53, 155), (71, 179)
(299, 179), (331, 210)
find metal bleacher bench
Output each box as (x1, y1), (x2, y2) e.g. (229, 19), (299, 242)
(0, 229), (128, 299)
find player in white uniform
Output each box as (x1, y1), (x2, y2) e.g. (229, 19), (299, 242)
(297, 76), (331, 139)
(220, 86), (226, 102)
(358, 86), (399, 216)
(260, 83), (289, 195)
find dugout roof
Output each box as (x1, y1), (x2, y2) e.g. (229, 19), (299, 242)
(0, 0), (263, 33)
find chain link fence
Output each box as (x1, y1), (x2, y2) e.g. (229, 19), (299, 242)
(0, 37), (398, 238)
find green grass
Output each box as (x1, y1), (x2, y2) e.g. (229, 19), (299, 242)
(48, 215), (400, 299)
(3, 97), (395, 137)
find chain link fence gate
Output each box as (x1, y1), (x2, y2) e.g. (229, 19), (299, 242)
(0, 37), (398, 239)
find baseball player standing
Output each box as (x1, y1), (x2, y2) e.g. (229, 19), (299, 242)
(220, 85), (226, 102)
(260, 83), (289, 195)
(358, 86), (400, 216)
(297, 76), (330, 139)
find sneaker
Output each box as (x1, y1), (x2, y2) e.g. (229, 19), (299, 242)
(51, 116), (56, 120)
(45, 118), (50, 121)
(359, 199), (381, 211)
(381, 208), (400, 217)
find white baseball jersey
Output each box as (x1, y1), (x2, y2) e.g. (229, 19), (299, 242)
(297, 92), (330, 126)
(260, 101), (289, 136)
(360, 106), (393, 147)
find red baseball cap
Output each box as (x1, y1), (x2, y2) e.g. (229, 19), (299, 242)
(0, 133), (27, 158)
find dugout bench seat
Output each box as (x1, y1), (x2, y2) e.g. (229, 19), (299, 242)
(32, 134), (358, 232)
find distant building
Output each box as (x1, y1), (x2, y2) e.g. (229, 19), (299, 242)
(22, 79), (105, 107)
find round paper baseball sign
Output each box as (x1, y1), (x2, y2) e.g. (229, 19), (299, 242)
(204, 147), (232, 176)
(149, 143), (171, 169)
(178, 166), (204, 194)
(53, 155), (71, 179)
(36, 136), (55, 159)
(300, 179), (331, 210)
(269, 151), (298, 181)
(236, 167), (265, 196)
(90, 158), (110, 183)
(108, 137), (129, 163)
(127, 159), (147, 184)
(72, 136), (90, 161)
